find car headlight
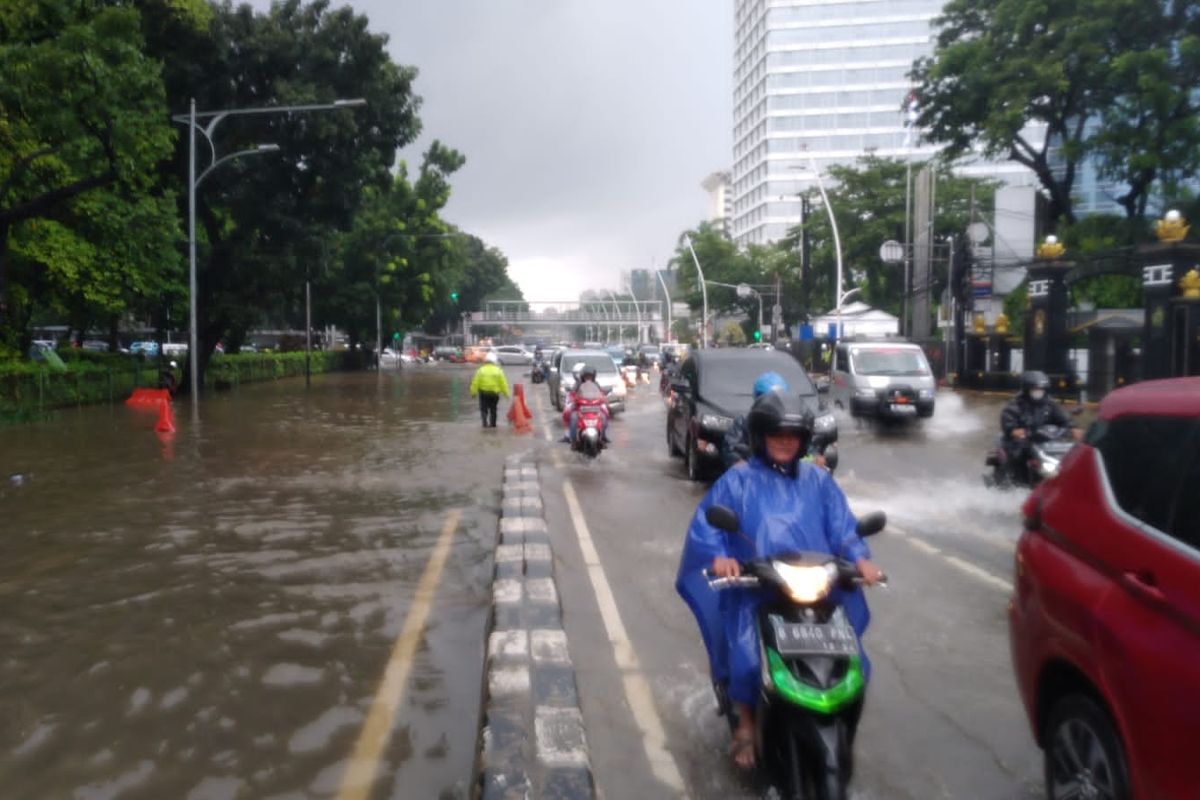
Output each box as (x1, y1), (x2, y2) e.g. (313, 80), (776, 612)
(700, 413), (733, 432)
(855, 387), (877, 399)
(918, 388), (934, 399)
(773, 562), (835, 603)
(813, 413), (836, 433)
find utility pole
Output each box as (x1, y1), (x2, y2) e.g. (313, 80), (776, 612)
(800, 195), (812, 324)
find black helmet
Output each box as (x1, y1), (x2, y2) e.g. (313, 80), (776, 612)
(747, 391), (814, 469)
(1021, 370), (1050, 398)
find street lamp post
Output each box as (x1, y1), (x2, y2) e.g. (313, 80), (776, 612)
(605, 289), (622, 344)
(683, 234), (709, 348)
(656, 271), (674, 343)
(704, 280), (763, 341)
(174, 97), (366, 421)
(790, 158), (845, 341)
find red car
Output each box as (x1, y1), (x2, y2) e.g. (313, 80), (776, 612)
(1009, 377), (1200, 799)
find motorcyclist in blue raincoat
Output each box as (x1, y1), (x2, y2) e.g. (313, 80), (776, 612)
(676, 390), (884, 769)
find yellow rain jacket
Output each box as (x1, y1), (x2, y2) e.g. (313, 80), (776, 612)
(470, 363), (510, 398)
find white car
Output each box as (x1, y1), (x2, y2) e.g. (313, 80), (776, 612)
(494, 345), (534, 365)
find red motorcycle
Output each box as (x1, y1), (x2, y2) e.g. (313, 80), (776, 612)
(565, 396), (609, 458)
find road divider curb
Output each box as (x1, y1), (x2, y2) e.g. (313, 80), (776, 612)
(474, 453), (594, 799)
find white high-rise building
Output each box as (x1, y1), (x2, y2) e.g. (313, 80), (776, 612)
(731, 0), (1034, 246)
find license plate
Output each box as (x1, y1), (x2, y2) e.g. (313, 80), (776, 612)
(890, 403), (917, 415)
(584, 419), (598, 427)
(770, 614), (859, 657)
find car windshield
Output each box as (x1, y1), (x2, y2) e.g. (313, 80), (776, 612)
(850, 348), (930, 376)
(567, 354), (618, 376)
(701, 357), (816, 397)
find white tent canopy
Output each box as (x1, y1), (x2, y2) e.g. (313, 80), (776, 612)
(810, 302), (899, 339)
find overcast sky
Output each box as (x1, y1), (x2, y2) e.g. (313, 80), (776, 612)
(248, 0), (732, 302)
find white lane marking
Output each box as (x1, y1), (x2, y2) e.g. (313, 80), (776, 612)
(888, 524), (1012, 593)
(562, 480), (686, 795)
(336, 509), (462, 800)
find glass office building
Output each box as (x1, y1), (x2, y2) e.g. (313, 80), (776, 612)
(731, 0), (1034, 245)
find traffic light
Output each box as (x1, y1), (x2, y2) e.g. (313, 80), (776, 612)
(753, 329), (762, 342)
(450, 291), (459, 302)
(393, 332), (401, 341)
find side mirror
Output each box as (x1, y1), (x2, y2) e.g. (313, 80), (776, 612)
(706, 505), (740, 534)
(855, 511), (887, 538)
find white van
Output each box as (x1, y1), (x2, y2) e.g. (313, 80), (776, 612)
(830, 340), (935, 420)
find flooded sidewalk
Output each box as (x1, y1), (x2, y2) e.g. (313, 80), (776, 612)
(0, 368), (530, 799)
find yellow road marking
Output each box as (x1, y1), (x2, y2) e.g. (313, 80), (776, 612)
(337, 509), (462, 800)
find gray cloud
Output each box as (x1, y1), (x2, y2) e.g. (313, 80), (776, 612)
(249, 0), (731, 301)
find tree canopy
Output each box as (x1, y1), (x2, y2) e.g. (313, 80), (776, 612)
(912, 0), (1200, 226)
(0, 0), (525, 383)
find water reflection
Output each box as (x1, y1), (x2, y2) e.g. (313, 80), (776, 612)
(0, 368), (526, 799)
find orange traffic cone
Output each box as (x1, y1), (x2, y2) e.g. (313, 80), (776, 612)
(154, 398), (176, 434)
(507, 384), (534, 433)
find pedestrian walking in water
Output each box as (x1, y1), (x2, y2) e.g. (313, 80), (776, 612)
(469, 352), (510, 428)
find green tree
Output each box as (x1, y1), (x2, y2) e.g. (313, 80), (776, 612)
(160, 0), (422, 386)
(0, 0), (178, 355)
(911, 0), (1149, 225)
(784, 156), (994, 322)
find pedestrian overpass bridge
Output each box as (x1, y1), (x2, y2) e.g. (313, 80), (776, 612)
(463, 300), (665, 342)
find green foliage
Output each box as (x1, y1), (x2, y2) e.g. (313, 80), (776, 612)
(0, 0), (179, 351)
(669, 157), (994, 332)
(913, 0), (1200, 225)
(719, 320), (746, 347)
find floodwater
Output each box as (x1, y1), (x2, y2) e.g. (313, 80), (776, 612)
(0, 367), (528, 800)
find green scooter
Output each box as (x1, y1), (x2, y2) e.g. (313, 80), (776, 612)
(703, 506), (887, 800)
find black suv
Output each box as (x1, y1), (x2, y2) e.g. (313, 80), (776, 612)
(665, 349), (838, 481)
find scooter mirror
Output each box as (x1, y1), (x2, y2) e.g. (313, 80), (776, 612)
(706, 505), (740, 534)
(856, 511), (887, 537)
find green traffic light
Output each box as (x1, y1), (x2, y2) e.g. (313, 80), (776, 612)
(450, 292), (459, 302)
(393, 332), (401, 340)
(753, 330), (762, 341)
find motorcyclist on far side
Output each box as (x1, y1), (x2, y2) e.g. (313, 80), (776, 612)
(561, 362), (610, 444)
(1001, 371), (1082, 479)
(676, 391), (884, 770)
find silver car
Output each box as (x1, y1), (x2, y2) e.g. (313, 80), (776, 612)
(830, 340), (935, 420)
(493, 345), (534, 365)
(547, 349), (625, 414)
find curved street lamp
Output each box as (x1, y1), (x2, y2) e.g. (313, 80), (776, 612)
(173, 97), (367, 421)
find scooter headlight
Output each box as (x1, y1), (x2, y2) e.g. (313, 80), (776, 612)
(773, 562), (835, 603)
(1039, 455), (1061, 478)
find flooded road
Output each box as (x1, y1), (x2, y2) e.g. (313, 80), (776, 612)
(1, 368), (526, 800)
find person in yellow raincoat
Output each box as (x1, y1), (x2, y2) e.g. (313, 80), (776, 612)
(469, 352), (510, 428)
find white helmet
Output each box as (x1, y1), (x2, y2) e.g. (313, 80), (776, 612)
(484, 352), (499, 364)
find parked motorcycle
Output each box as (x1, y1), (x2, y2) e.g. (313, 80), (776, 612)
(570, 397), (608, 458)
(703, 505), (887, 800)
(984, 424), (1075, 489)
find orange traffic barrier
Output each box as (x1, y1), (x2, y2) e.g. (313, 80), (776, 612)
(507, 383), (534, 433)
(154, 398), (176, 434)
(126, 388), (171, 406)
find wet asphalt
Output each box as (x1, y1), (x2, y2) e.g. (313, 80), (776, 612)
(525, 372), (1044, 800)
(2, 364), (1048, 799)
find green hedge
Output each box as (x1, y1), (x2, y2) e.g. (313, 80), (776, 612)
(0, 351), (351, 425)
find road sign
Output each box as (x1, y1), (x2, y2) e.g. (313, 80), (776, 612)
(879, 240), (904, 263)
(771, 304), (783, 321)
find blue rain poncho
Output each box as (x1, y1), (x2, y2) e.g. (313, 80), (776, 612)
(675, 457), (872, 708)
